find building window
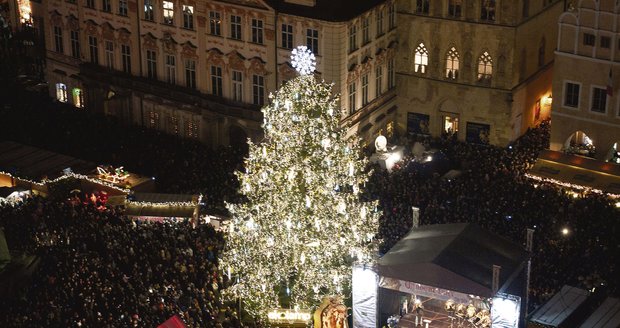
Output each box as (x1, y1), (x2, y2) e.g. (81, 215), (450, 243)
(281, 24), (293, 49)
(163, 1), (173, 25)
(232, 70), (243, 102)
(388, 57), (395, 89)
(211, 65), (222, 96)
(362, 17), (370, 44)
(86, 0), (95, 8)
(72, 88), (84, 108)
(583, 33), (595, 46)
(564, 82), (580, 108)
(146, 49), (157, 79)
(169, 115), (179, 135)
(601, 36), (611, 49)
(119, 0), (127, 16)
(185, 59), (196, 89)
(144, 0), (154, 21)
(209, 11), (221, 36)
(102, 0), (111, 12)
(306, 28), (318, 55)
(252, 19), (263, 44)
(252, 75), (265, 105)
(349, 24), (357, 52)
(362, 73), (369, 105)
(481, 0), (496, 21)
(70, 30), (80, 58)
(149, 110), (160, 129)
(446, 46), (459, 79)
(88, 35), (98, 64)
(104, 40), (114, 69)
(121, 44), (131, 73)
(414, 43), (428, 74)
(388, 3), (396, 29)
(375, 65), (383, 96)
(376, 10), (384, 36)
(186, 119), (199, 139)
(348, 82), (357, 113)
(56, 83), (68, 103)
(183, 5), (193, 29)
(230, 15), (242, 40)
(591, 87), (607, 113)
(165, 54), (176, 84)
(538, 38), (545, 67)
(53, 26), (63, 53)
(416, 0), (429, 14)
(448, 0), (462, 18)
(477, 51), (493, 83)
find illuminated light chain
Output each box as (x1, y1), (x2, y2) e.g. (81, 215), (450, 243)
(290, 45), (316, 76)
(525, 174), (620, 199)
(126, 200), (197, 207)
(221, 65), (381, 319)
(0, 171), (130, 193)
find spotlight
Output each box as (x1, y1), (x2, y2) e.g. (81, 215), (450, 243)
(561, 227), (569, 236)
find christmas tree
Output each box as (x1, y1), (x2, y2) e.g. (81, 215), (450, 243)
(222, 46), (380, 318)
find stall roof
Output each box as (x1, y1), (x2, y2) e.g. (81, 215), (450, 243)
(0, 141), (95, 180)
(132, 193), (196, 204)
(579, 297), (620, 328)
(529, 150), (620, 194)
(124, 204), (195, 218)
(377, 223), (528, 298)
(529, 285), (589, 327)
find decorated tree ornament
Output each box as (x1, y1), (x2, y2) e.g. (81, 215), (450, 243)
(290, 45), (316, 76)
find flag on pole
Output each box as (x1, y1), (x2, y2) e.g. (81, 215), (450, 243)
(607, 68), (614, 97)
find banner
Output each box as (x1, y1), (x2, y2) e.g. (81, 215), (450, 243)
(466, 122), (491, 144)
(407, 112), (430, 135)
(378, 276), (472, 304)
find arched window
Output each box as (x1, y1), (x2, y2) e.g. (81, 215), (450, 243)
(538, 37), (546, 67)
(446, 47), (459, 79)
(414, 43), (429, 74)
(477, 51), (493, 83)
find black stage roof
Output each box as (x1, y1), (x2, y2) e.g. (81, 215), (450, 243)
(378, 223), (529, 298)
(265, 0), (386, 22)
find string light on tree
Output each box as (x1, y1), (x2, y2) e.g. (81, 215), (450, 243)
(221, 45), (381, 319)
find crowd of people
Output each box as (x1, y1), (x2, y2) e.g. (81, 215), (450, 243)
(0, 198), (241, 327)
(369, 120), (619, 310)
(1, 80), (619, 323)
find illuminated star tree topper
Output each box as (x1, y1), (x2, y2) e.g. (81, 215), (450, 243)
(221, 46), (381, 319)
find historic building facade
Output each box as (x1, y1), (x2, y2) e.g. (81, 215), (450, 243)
(42, 0), (397, 148)
(551, 0), (620, 163)
(395, 0), (565, 146)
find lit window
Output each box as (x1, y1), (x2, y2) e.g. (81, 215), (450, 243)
(252, 75), (264, 105)
(386, 121), (394, 137)
(306, 29), (318, 55)
(481, 0), (496, 21)
(281, 24), (293, 49)
(56, 83), (68, 102)
(169, 115), (179, 135)
(414, 43), (428, 73)
(185, 59), (196, 89)
(446, 46), (459, 79)
(149, 110), (160, 129)
(477, 51), (493, 83)
(230, 15), (242, 40)
(163, 1), (174, 25)
(165, 54), (176, 84)
(209, 11), (221, 36)
(186, 119), (199, 139)
(252, 19), (263, 44)
(72, 88), (84, 108)
(144, 0), (154, 21)
(183, 5), (193, 29)
(232, 70), (243, 102)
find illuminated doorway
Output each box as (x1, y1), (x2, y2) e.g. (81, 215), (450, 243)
(563, 131), (595, 157)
